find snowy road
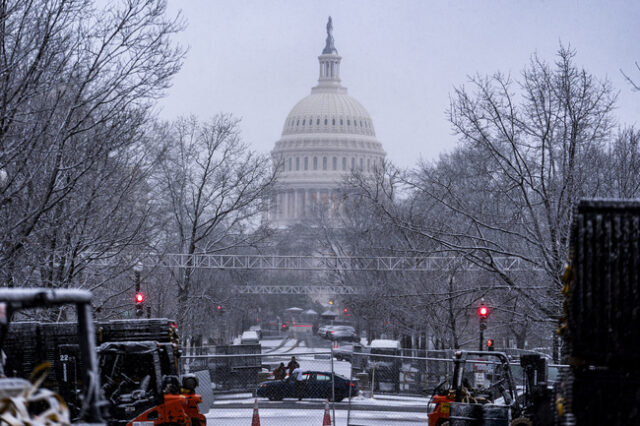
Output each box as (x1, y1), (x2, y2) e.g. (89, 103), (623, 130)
(206, 408), (428, 425)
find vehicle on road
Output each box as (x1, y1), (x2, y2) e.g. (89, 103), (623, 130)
(317, 324), (335, 338)
(328, 325), (358, 341)
(241, 330), (260, 344)
(256, 371), (358, 402)
(333, 343), (366, 362)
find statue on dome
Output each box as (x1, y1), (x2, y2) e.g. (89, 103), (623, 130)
(323, 16), (337, 54)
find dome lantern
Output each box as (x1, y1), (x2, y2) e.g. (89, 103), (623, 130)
(316, 16), (342, 91)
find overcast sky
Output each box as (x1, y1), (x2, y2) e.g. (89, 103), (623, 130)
(158, 0), (640, 169)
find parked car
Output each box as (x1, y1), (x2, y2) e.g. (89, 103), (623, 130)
(328, 325), (358, 342)
(241, 330), (260, 344)
(333, 344), (366, 362)
(249, 325), (263, 340)
(256, 371), (358, 402)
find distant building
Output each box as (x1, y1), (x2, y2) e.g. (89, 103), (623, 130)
(268, 17), (386, 227)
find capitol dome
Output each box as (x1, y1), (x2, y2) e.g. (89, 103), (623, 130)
(269, 17), (386, 227)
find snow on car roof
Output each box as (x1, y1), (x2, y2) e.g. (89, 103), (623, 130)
(242, 331), (258, 339)
(370, 339), (400, 349)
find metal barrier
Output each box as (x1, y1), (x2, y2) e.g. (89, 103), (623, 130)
(179, 344), (567, 425)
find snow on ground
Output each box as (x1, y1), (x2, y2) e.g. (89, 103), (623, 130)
(206, 408), (427, 425)
(212, 393), (430, 408)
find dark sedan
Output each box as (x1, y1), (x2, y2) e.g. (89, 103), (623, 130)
(256, 371), (358, 402)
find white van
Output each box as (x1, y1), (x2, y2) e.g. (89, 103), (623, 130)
(241, 330), (259, 345)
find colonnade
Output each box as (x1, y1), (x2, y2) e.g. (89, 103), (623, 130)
(270, 187), (343, 222)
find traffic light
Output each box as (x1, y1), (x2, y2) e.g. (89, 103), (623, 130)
(478, 304), (489, 319)
(216, 305), (224, 314)
(135, 292), (144, 317)
(487, 339), (495, 351)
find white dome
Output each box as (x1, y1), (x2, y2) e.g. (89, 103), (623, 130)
(267, 18), (386, 228)
(282, 90), (375, 137)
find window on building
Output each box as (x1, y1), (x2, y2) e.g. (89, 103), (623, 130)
(332, 118), (335, 125)
(316, 118), (320, 125)
(296, 157), (300, 171)
(347, 119), (350, 126)
(304, 157), (308, 170)
(367, 158), (370, 171)
(332, 157), (337, 170)
(288, 158), (292, 171)
(313, 157), (318, 170)
(351, 158), (355, 169)
(324, 118), (328, 125)
(342, 157), (346, 170)
(340, 119), (343, 125)
(323, 157), (327, 170)
(360, 158), (363, 170)
(354, 120), (358, 126)
(302, 119), (305, 125)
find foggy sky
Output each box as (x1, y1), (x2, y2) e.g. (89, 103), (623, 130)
(159, 0), (640, 169)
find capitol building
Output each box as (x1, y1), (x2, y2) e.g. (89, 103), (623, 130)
(268, 18), (386, 227)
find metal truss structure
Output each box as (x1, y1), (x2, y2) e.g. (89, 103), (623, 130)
(86, 253), (536, 272)
(73, 253), (539, 294)
(233, 285), (358, 295)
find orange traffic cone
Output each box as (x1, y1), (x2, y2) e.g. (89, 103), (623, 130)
(251, 397), (261, 426)
(322, 399), (331, 425)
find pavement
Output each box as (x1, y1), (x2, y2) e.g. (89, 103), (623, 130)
(211, 392), (430, 413)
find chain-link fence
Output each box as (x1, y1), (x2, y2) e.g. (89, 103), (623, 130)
(179, 342), (567, 425)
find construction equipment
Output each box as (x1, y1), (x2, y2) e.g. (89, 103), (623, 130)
(0, 288), (106, 424)
(2, 310), (206, 425)
(428, 351), (526, 426)
(558, 199), (640, 425)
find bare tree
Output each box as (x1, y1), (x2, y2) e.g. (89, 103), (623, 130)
(0, 0), (184, 288)
(409, 46), (616, 320)
(606, 126), (640, 197)
(154, 115), (277, 336)
(621, 61), (640, 91)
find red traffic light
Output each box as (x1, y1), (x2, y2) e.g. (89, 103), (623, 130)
(135, 292), (144, 304)
(478, 305), (489, 318)
(217, 305), (222, 310)
(343, 308), (348, 313)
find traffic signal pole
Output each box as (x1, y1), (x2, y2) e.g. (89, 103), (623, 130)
(477, 304), (489, 351)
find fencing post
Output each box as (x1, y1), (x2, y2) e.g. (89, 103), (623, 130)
(347, 350), (354, 426)
(370, 365), (376, 399)
(330, 345), (336, 426)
